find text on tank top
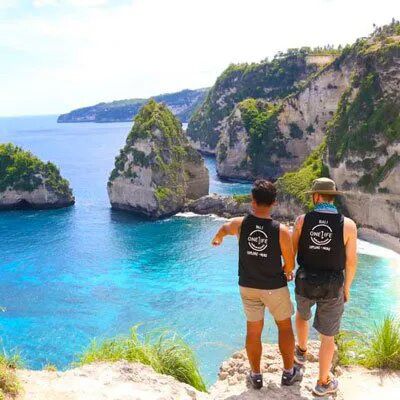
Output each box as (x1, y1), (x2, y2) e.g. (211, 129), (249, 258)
(238, 214), (286, 290)
(297, 211), (345, 272)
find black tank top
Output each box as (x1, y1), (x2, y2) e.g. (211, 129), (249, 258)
(298, 211), (345, 272)
(238, 214), (286, 290)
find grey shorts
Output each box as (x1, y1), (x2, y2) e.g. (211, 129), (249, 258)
(295, 287), (344, 336)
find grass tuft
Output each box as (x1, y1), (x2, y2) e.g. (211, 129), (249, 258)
(336, 316), (400, 370)
(362, 316), (400, 369)
(0, 352), (21, 399)
(76, 326), (207, 392)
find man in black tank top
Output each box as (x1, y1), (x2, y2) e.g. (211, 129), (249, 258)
(211, 180), (303, 388)
(292, 178), (358, 397)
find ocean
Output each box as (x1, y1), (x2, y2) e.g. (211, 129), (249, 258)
(0, 115), (399, 384)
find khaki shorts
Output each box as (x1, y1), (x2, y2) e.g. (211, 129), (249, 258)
(240, 286), (294, 322)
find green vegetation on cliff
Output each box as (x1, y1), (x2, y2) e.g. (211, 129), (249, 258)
(0, 143), (73, 197)
(239, 98), (286, 176)
(77, 326), (206, 392)
(276, 142), (329, 210)
(232, 194), (251, 204)
(127, 99), (182, 143)
(324, 25), (400, 193)
(328, 23), (400, 166)
(187, 48), (321, 149)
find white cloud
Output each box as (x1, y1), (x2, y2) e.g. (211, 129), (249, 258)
(33, 0), (107, 8)
(1, 0), (399, 116)
(0, 0), (17, 9)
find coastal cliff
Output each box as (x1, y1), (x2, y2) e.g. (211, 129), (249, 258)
(58, 88), (208, 124)
(107, 100), (209, 218)
(0, 143), (74, 210)
(326, 27), (400, 238)
(216, 50), (352, 180)
(276, 23), (400, 239)
(209, 21), (400, 242)
(187, 50), (333, 154)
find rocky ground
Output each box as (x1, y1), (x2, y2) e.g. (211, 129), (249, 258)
(16, 362), (209, 400)
(14, 341), (400, 400)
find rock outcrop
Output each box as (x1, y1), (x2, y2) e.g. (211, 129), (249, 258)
(17, 361), (208, 400)
(185, 194), (251, 217)
(108, 100), (209, 218)
(187, 50), (333, 154)
(0, 143), (74, 210)
(58, 88), (208, 124)
(17, 342), (400, 400)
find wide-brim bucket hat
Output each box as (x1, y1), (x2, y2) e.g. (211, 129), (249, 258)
(305, 177), (344, 196)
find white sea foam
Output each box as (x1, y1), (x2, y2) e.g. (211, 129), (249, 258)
(175, 212), (204, 218)
(175, 212), (228, 221)
(357, 238), (400, 262)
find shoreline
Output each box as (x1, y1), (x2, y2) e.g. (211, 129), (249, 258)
(358, 228), (400, 255)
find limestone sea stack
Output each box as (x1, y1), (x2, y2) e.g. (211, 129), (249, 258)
(0, 143), (74, 210)
(108, 100), (209, 218)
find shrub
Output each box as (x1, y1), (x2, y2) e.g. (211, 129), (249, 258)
(76, 326), (207, 392)
(276, 141), (329, 210)
(239, 99), (285, 175)
(232, 194), (251, 204)
(0, 352), (21, 398)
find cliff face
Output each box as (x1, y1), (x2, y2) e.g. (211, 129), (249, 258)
(58, 88), (208, 124)
(187, 51), (332, 153)
(271, 24), (400, 238)
(107, 100), (209, 218)
(325, 30), (400, 237)
(0, 143), (74, 210)
(216, 55), (352, 180)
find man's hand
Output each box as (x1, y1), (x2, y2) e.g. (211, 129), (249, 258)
(283, 265), (294, 281)
(212, 234), (223, 246)
(344, 287), (350, 303)
(285, 271), (294, 282)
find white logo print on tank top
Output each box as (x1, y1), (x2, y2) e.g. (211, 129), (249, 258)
(309, 219), (333, 250)
(247, 224), (268, 257)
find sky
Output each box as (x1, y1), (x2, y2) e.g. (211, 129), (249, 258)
(0, 0), (399, 117)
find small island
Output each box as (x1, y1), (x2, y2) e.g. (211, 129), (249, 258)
(0, 143), (74, 210)
(108, 100), (209, 218)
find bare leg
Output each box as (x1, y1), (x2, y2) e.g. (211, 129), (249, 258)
(275, 318), (295, 370)
(319, 334), (335, 383)
(245, 320), (264, 374)
(296, 311), (309, 351)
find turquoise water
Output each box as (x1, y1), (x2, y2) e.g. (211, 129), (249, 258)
(0, 115), (399, 384)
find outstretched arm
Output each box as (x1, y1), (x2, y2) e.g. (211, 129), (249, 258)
(211, 217), (244, 246)
(279, 224), (295, 281)
(344, 218), (358, 302)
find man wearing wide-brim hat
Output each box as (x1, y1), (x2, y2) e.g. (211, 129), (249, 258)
(291, 177), (357, 397)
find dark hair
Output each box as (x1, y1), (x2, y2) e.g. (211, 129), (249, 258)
(251, 180), (277, 206)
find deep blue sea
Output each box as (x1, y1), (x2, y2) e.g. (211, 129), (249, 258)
(0, 115), (399, 384)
